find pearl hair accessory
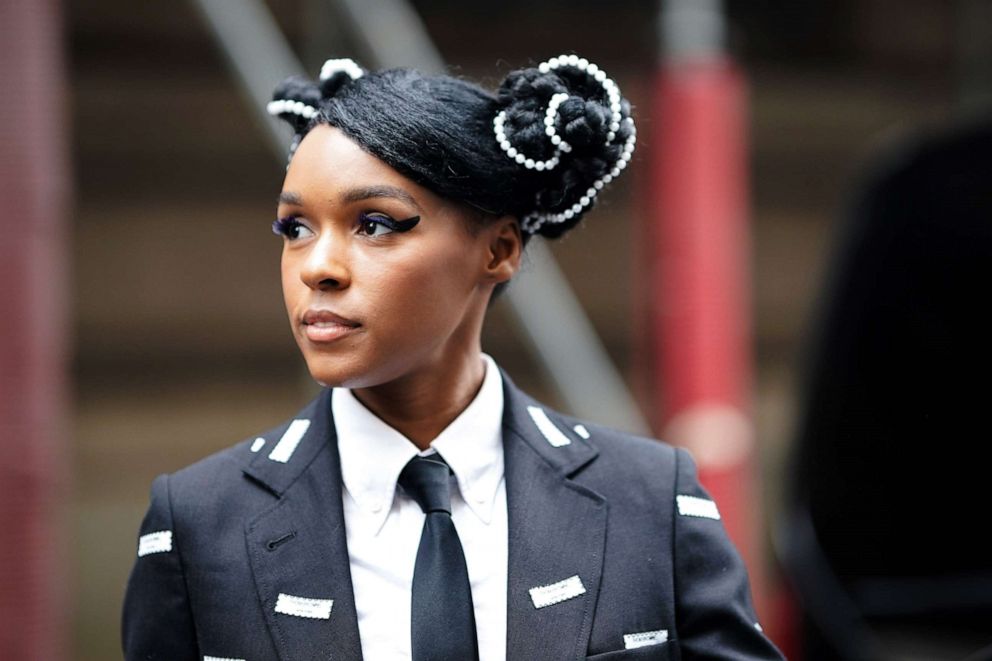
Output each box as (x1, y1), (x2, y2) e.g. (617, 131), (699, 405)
(266, 58), (364, 124)
(319, 57), (364, 82)
(265, 98), (319, 121)
(521, 116), (636, 234)
(492, 54), (637, 234)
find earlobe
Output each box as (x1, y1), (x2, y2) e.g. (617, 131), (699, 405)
(485, 216), (523, 284)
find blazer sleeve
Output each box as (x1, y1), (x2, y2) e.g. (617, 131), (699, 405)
(672, 448), (786, 660)
(121, 473), (199, 661)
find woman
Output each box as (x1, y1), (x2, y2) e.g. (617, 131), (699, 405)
(122, 55), (784, 661)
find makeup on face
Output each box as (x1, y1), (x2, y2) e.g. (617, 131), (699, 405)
(273, 212), (420, 240)
(274, 125), (498, 392)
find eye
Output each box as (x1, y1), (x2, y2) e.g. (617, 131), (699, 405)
(358, 213), (396, 237)
(357, 212), (421, 237)
(272, 216), (314, 240)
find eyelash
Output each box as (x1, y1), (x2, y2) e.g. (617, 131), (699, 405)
(271, 212), (421, 240)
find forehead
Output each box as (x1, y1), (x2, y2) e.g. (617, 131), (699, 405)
(284, 125), (426, 199)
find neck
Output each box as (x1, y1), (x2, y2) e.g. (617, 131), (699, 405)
(351, 348), (488, 451)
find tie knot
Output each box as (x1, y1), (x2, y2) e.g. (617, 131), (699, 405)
(398, 454), (453, 514)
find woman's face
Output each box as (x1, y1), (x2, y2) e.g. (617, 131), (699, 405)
(275, 125), (515, 389)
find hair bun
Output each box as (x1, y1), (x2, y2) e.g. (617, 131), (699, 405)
(318, 58), (366, 98)
(493, 54), (636, 237)
(267, 75), (322, 133)
(267, 58), (366, 135)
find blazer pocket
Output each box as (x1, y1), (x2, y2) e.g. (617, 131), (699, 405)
(586, 641), (672, 661)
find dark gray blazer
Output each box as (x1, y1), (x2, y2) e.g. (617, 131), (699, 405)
(122, 369), (785, 660)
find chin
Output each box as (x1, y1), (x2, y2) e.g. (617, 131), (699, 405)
(300, 350), (381, 390)
(303, 357), (353, 389)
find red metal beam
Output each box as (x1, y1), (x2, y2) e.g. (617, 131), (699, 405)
(0, 0), (70, 658)
(646, 52), (781, 638)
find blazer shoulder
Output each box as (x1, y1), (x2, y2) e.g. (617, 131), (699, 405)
(503, 375), (674, 462)
(525, 397), (679, 485)
(164, 404), (317, 512)
(547, 405), (678, 465)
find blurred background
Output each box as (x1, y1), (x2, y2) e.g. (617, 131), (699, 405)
(3, 0), (992, 659)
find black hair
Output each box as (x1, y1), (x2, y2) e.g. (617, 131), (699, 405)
(268, 55), (636, 242)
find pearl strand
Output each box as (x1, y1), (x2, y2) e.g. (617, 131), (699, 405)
(493, 53), (635, 233)
(493, 54), (626, 175)
(266, 98), (319, 121)
(521, 116), (636, 234)
(319, 57), (364, 82)
(543, 93), (573, 155)
(537, 54), (623, 143)
(494, 110), (561, 171)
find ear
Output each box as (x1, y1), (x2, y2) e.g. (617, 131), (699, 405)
(482, 215), (523, 285)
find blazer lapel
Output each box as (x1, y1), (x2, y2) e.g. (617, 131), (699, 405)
(500, 370), (608, 660)
(242, 388), (364, 661)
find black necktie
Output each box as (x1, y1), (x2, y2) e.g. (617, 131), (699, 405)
(398, 454), (480, 661)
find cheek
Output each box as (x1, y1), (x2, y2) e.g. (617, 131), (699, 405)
(360, 240), (478, 329)
(280, 251), (314, 330)
(280, 253), (299, 306)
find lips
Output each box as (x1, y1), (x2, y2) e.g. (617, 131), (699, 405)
(301, 308), (361, 343)
(303, 308), (360, 327)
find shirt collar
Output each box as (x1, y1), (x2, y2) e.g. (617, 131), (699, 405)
(333, 353), (505, 534)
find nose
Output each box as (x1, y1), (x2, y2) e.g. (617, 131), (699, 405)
(299, 231), (351, 291)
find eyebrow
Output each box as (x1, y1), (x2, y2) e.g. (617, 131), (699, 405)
(342, 185), (422, 212)
(278, 191), (304, 206)
(277, 185), (423, 212)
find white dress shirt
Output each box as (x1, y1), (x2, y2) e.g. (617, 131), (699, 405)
(333, 353), (508, 661)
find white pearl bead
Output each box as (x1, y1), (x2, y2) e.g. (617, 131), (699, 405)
(587, 63), (599, 75)
(595, 70), (606, 82)
(524, 158), (535, 169)
(567, 54), (579, 65)
(507, 147), (517, 157)
(545, 126), (554, 136)
(578, 58), (589, 69)
(550, 135), (561, 145)
(564, 209), (574, 219)
(594, 181), (604, 190)
(611, 167), (620, 176)
(515, 153), (526, 164)
(536, 161), (546, 171)
(603, 174), (614, 184)
(580, 196), (590, 206)
(610, 122), (620, 131)
(539, 63), (549, 73)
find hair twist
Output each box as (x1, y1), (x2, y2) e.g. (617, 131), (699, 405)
(493, 54), (636, 236)
(267, 58), (365, 139)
